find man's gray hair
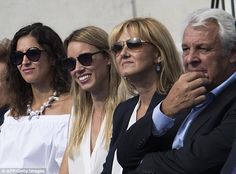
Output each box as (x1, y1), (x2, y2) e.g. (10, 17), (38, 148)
(184, 8), (236, 53)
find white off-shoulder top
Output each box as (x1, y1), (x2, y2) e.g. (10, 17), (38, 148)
(0, 110), (70, 174)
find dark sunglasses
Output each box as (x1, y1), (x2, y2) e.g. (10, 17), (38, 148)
(63, 50), (104, 71)
(11, 47), (44, 65)
(111, 38), (149, 55)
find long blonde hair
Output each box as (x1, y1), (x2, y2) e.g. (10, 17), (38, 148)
(64, 26), (129, 157)
(109, 17), (183, 94)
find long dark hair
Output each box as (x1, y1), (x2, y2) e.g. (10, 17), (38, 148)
(8, 22), (71, 117)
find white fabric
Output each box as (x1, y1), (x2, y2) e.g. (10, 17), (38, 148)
(112, 99), (140, 174)
(0, 110), (70, 174)
(68, 114), (108, 174)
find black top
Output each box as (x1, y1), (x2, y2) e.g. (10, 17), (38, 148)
(0, 105), (9, 126)
(102, 92), (166, 174)
(221, 130), (236, 174)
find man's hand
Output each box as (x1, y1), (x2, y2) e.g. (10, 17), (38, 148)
(161, 72), (210, 117)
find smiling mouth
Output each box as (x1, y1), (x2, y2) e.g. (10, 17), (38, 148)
(79, 74), (91, 82)
(122, 61), (133, 66)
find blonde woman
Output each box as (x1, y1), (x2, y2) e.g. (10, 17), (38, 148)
(102, 17), (183, 174)
(60, 26), (128, 174)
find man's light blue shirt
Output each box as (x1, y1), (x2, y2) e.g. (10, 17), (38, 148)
(152, 72), (236, 149)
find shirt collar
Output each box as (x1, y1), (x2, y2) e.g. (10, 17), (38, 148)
(211, 72), (236, 96)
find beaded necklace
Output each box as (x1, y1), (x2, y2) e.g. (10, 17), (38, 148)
(27, 91), (59, 120)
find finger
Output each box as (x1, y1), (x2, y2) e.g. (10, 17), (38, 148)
(193, 95), (207, 106)
(177, 87), (207, 106)
(180, 94), (206, 110)
(188, 77), (210, 90)
(191, 86), (208, 97)
(183, 71), (208, 82)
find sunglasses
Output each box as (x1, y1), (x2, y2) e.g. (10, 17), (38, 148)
(111, 38), (149, 55)
(11, 47), (44, 65)
(63, 50), (104, 71)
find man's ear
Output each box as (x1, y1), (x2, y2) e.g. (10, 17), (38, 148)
(229, 56), (236, 64)
(229, 47), (236, 65)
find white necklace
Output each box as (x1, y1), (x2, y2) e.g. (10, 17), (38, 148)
(27, 91), (59, 120)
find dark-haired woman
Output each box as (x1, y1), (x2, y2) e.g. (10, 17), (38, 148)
(0, 23), (72, 173)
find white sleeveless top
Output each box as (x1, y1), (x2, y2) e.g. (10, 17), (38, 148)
(0, 110), (70, 174)
(68, 114), (108, 174)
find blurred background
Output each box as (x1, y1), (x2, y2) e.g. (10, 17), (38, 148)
(0, 0), (234, 50)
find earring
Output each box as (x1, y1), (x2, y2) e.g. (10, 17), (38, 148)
(156, 63), (161, 72)
(122, 76), (127, 80)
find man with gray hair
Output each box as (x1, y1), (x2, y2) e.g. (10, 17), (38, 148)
(116, 8), (236, 174)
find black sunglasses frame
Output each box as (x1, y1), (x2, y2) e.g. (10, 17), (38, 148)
(11, 47), (44, 66)
(111, 38), (149, 55)
(63, 50), (104, 71)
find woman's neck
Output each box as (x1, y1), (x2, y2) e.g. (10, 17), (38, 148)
(30, 85), (55, 109)
(91, 85), (109, 110)
(134, 75), (158, 104)
(134, 80), (158, 120)
(90, 92), (108, 154)
(92, 94), (107, 118)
